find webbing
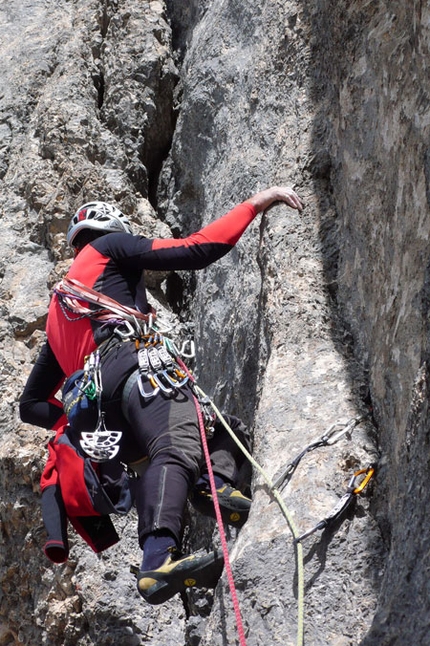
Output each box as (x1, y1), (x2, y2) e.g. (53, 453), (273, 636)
(56, 277), (155, 326)
(193, 393), (248, 646)
(194, 385), (305, 646)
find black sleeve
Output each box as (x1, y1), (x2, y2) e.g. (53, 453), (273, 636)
(41, 484), (69, 563)
(93, 202), (258, 273)
(19, 340), (66, 429)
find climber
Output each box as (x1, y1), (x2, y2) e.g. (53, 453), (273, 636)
(20, 186), (303, 604)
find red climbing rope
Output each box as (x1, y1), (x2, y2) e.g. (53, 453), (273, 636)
(193, 393), (248, 646)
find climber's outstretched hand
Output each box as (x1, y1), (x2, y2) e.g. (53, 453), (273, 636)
(245, 186), (304, 214)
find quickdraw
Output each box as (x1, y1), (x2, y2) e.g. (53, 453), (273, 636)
(272, 415), (376, 545)
(273, 415), (368, 491)
(134, 333), (189, 399)
(83, 350), (123, 462)
(294, 465), (376, 543)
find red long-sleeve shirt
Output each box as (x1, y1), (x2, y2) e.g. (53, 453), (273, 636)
(47, 201), (257, 377)
(20, 201), (258, 429)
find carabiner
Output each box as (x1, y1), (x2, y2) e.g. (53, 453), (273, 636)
(322, 415), (368, 445)
(152, 373), (174, 394)
(295, 464), (376, 544)
(134, 314), (151, 337)
(350, 465), (375, 494)
(160, 369), (189, 389)
(114, 319), (138, 340)
(137, 374), (160, 399)
(180, 339), (195, 359)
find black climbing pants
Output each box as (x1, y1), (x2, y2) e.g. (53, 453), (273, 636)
(127, 381), (203, 545)
(100, 342), (251, 547)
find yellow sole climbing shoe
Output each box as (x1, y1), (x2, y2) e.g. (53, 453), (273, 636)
(136, 550), (224, 605)
(190, 484), (252, 528)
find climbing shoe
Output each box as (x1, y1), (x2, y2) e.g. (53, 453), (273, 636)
(135, 549), (224, 605)
(190, 484), (252, 528)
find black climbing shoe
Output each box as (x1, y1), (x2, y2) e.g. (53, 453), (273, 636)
(135, 550), (224, 605)
(190, 484), (252, 528)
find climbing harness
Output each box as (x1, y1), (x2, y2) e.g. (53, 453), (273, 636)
(294, 465), (375, 543)
(57, 278), (194, 460)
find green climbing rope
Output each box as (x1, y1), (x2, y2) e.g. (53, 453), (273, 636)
(194, 385), (305, 646)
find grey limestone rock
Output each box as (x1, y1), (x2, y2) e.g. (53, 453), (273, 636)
(0, 0), (428, 645)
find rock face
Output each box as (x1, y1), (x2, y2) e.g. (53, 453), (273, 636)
(0, 1), (428, 645)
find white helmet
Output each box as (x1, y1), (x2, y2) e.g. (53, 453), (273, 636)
(67, 202), (132, 247)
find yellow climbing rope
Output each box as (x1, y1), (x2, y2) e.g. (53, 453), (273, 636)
(194, 385), (305, 646)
